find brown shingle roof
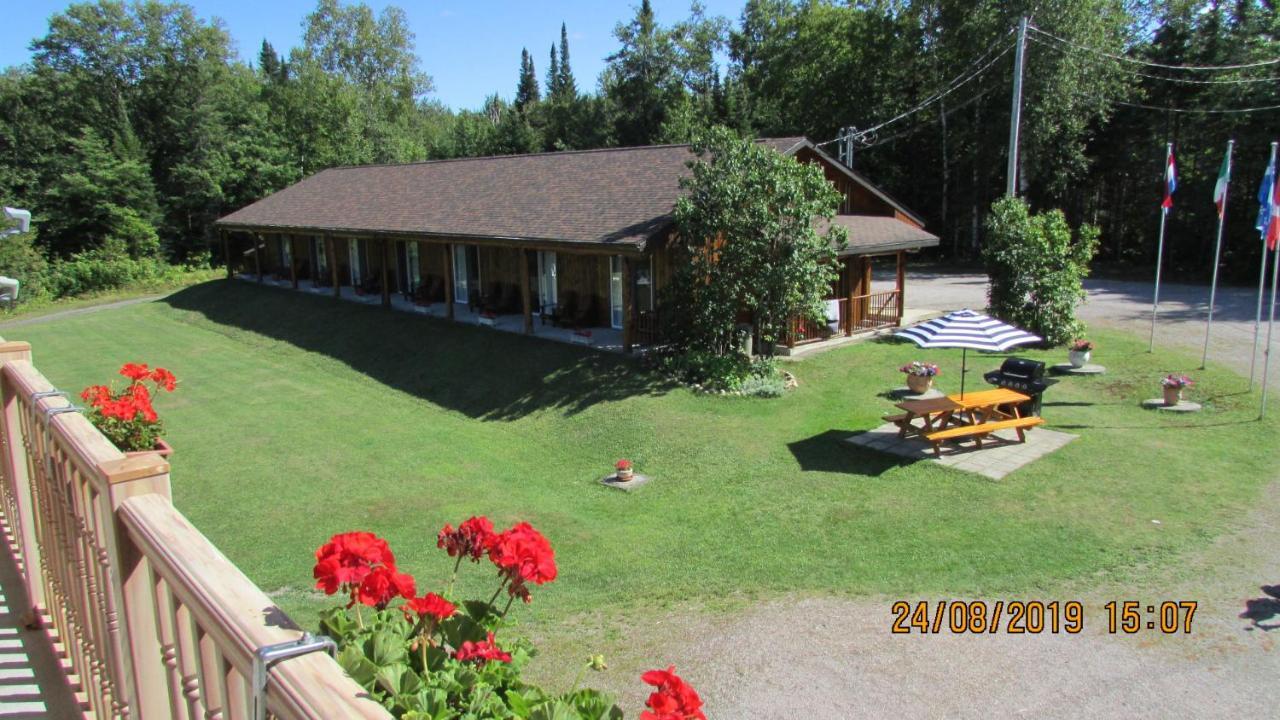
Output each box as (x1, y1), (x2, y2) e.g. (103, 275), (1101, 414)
(216, 137), (931, 252)
(820, 215), (941, 255)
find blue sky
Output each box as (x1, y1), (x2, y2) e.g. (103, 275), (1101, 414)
(2, 1), (748, 109)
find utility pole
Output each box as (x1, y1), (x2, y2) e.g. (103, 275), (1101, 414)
(1006, 16), (1029, 197)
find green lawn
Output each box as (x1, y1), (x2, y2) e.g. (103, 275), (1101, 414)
(9, 280), (1276, 632)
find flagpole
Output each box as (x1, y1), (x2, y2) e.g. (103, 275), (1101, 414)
(1150, 142), (1173, 353)
(1253, 141), (1278, 391)
(1202, 139), (1233, 369)
(1252, 238), (1270, 390)
(1260, 238), (1279, 418)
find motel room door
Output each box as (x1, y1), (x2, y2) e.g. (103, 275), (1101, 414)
(536, 251), (557, 312)
(453, 245), (478, 305)
(609, 256), (624, 329)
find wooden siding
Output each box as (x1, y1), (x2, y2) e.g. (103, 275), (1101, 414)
(557, 252), (610, 327)
(792, 147), (896, 217)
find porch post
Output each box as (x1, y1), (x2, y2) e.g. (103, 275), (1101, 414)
(327, 234), (340, 298)
(289, 235), (299, 289)
(221, 230), (232, 280)
(380, 238), (391, 308)
(444, 244), (455, 321)
(520, 249), (532, 334)
(844, 258), (855, 335)
(895, 250), (906, 324)
(622, 255), (635, 353)
(253, 232), (263, 282)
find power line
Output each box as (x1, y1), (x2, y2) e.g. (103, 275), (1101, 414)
(1028, 25), (1280, 71)
(819, 26), (1018, 149)
(1028, 34), (1280, 84)
(1112, 99), (1280, 113)
(816, 34), (1015, 150)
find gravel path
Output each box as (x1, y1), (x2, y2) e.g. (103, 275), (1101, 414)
(0, 293), (168, 330)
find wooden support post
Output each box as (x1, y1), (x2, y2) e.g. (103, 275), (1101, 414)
(221, 230), (232, 280)
(331, 237), (341, 295)
(520, 249), (532, 334)
(253, 233), (263, 282)
(102, 454), (173, 720)
(896, 250), (906, 323)
(0, 342), (42, 617)
(380, 239), (391, 308)
(622, 256), (635, 353)
(444, 244), (455, 321)
(844, 259), (855, 335)
(289, 236), (299, 289)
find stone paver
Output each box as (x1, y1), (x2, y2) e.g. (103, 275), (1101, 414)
(845, 422), (1077, 479)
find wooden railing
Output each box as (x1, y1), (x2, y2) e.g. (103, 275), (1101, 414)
(785, 291), (901, 347)
(635, 309), (662, 346)
(0, 339), (390, 720)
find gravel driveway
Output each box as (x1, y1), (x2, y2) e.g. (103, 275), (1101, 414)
(900, 270), (1280, 389)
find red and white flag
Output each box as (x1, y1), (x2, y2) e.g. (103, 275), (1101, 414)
(1162, 146), (1177, 210)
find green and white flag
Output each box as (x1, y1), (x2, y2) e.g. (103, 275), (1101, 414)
(1213, 146), (1232, 218)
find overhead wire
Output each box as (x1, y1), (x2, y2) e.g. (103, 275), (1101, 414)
(1028, 34), (1280, 84)
(1027, 24), (1280, 71)
(814, 29), (1016, 149)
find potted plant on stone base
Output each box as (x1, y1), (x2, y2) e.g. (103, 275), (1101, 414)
(900, 362), (939, 394)
(1068, 339), (1094, 368)
(615, 459), (634, 481)
(80, 363), (178, 457)
(1161, 374), (1193, 406)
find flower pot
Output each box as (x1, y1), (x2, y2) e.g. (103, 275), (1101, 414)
(1162, 386), (1182, 406)
(615, 468), (634, 481)
(905, 374), (933, 394)
(1067, 349), (1091, 368)
(126, 438), (173, 459)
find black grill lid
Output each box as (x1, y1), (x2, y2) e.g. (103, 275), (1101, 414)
(997, 357), (1045, 379)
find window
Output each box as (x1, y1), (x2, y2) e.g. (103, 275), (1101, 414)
(281, 236), (292, 270)
(348, 239), (362, 286)
(536, 251), (557, 310)
(406, 242), (421, 293)
(314, 237), (328, 277)
(609, 256), (624, 330)
(453, 244), (469, 304)
(635, 258), (654, 313)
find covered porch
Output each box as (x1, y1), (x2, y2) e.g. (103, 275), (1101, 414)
(223, 230), (649, 354)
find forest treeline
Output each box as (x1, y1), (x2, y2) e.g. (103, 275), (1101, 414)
(1, 0), (1277, 293)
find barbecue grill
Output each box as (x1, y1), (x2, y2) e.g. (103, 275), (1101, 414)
(983, 357), (1057, 416)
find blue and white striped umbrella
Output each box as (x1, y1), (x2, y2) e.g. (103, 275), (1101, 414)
(896, 309), (1041, 396)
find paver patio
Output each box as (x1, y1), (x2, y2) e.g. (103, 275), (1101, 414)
(845, 421), (1078, 480)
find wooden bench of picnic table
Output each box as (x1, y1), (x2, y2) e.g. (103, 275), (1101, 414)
(923, 416), (1045, 456)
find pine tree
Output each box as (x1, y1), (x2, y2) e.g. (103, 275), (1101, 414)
(259, 40), (281, 80)
(547, 45), (560, 98)
(515, 48), (539, 111)
(557, 23), (577, 98)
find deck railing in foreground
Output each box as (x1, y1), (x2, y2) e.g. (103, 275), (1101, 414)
(0, 339), (390, 719)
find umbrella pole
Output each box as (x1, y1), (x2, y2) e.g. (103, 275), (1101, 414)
(960, 347), (967, 398)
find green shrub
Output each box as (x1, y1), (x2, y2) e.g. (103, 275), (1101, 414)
(984, 197), (1099, 345)
(660, 350), (786, 396)
(45, 247), (188, 298)
(0, 230), (51, 303)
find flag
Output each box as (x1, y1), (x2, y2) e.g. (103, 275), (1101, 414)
(1260, 151), (1278, 250)
(1162, 147), (1177, 209)
(1213, 146), (1231, 218)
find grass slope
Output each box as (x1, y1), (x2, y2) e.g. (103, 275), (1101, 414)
(10, 280), (1276, 630)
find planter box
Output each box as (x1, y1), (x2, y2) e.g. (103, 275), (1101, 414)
(478, 315), (497, 327)
(125, 438), (173, 459)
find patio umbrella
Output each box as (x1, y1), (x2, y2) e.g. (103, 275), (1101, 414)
(895, 309), (1041, 397)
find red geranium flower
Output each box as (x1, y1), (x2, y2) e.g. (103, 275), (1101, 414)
(119, 362), (151, 381)
(616, 459), (632, 471)
(356, 565), (416, 609)
(639, 666), (705, 720)
(80, 385), (111, 408)
(150, 367), (177, 392)
(403, 591), (456, 622)
(488, 522), (557, 604)
(313, 531), (396, 596)
(438, 516), (498, 561)
(454, 632), (512, 664)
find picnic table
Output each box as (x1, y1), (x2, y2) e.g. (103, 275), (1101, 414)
(887, 388), (1044, 456)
